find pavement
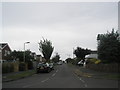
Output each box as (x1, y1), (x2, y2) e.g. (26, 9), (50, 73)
(2, 63), (119, 88)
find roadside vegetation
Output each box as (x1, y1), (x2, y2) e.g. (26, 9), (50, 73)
(3, 70), (36, 81)
(66, 29), (120, 73)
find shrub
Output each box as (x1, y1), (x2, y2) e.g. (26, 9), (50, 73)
(95, 60), (101, 64)
(89, 58), (101, 64)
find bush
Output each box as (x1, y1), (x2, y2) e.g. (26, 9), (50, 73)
(95, 60), (101, 64)
(89, 58), (101, 64)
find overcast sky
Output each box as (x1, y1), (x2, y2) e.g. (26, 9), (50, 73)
(1, 2), (118, 60)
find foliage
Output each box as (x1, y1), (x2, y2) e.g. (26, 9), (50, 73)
(89, 58), (101, 64)
(10, 50), (34, 62)
(72, 58), (81, 65)
(97, 29), (120, 63)
(73, 47), (91, 60)
(52, 52), (60, 63)
(39, 38), (54, 62)
(66, 58), (74, 63)
(10, 50), (23, 61)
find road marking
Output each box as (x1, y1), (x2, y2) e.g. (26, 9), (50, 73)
(73, 72), (88, 88)
(84, 84), (87, 87)
(52, 73), (56, 77)
(41, 78), (49, 83)
(79, 78), (85, 83)
(56, 70), (58, 72)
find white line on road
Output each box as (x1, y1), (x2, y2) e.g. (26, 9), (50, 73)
(41, 78), (49, 83)
(79, 78), (85, 83)
(56, 70), (58, 73)
(73, 73), (88, 88)
(52, 73), (56, 77)
(85, 84), (87, 87)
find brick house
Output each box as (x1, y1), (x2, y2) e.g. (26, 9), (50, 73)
(0, 43), (12, 60)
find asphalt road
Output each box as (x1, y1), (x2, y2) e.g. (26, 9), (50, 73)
(2, 63), (119, 88)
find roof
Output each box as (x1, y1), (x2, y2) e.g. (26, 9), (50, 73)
(85, 54), (98, 59)
(0, 43), (8, 49)
(36, 55), (42, 57)
(0, 43), (11, 51)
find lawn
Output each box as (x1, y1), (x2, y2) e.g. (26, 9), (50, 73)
(6, 70), (36, 80)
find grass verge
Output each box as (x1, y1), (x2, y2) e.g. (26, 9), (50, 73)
(101, 74), (120, 80)
(6, 70), (36, 80)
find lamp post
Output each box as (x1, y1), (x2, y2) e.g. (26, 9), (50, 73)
(24, 42), (30, 62)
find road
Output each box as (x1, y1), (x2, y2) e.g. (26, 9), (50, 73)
(2, 63), (119, 88)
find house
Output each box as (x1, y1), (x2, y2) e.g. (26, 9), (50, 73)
(85, 50), (98, 59)
(36, 55), (46, 63)
(0, 43), (12, 61)
(36, 55), (42, 62)
(30, 52), (37, 61)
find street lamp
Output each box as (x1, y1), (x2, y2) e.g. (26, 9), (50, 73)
(24, 42), (30, 62)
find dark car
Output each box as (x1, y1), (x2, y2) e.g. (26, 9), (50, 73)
(36, 63), (51, 73)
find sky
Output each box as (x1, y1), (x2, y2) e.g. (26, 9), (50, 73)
(1, 2), (118, 60)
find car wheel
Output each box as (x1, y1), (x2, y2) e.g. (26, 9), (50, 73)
(36, 71), (39, 74)
(47, 68), (51, 73)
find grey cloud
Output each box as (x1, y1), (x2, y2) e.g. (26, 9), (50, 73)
(2, 2), (118, 60)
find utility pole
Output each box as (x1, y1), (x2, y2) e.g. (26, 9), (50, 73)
(23, 42), (30, 62)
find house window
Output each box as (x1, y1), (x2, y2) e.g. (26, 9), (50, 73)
(7, 51), (10, 55)
(4, 50), (7, 56)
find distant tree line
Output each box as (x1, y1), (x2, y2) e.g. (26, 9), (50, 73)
(8, 50), (34, 62)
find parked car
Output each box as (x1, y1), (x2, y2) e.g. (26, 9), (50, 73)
(36, 63), (51, 73)
(49, 63), (54, 70)
(57, 61), (62, 65)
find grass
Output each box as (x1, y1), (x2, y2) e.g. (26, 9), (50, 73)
(6, 70), (36, 80)
(101, 74), (120, 80)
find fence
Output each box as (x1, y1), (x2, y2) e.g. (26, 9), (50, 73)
(2, 61), (35, 74)
(86, 63), (120, 73)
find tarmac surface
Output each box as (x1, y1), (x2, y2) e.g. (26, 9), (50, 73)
(2, 63), (119, 88)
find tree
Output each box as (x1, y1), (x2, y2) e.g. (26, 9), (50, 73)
(73, 47), (91, 60)
(97, 29), (120, 63)
(10, 50), (33, 62)
(52, 53), (60, 63)
(38, 38), (54, 62)
(10, 50), (23, 62)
